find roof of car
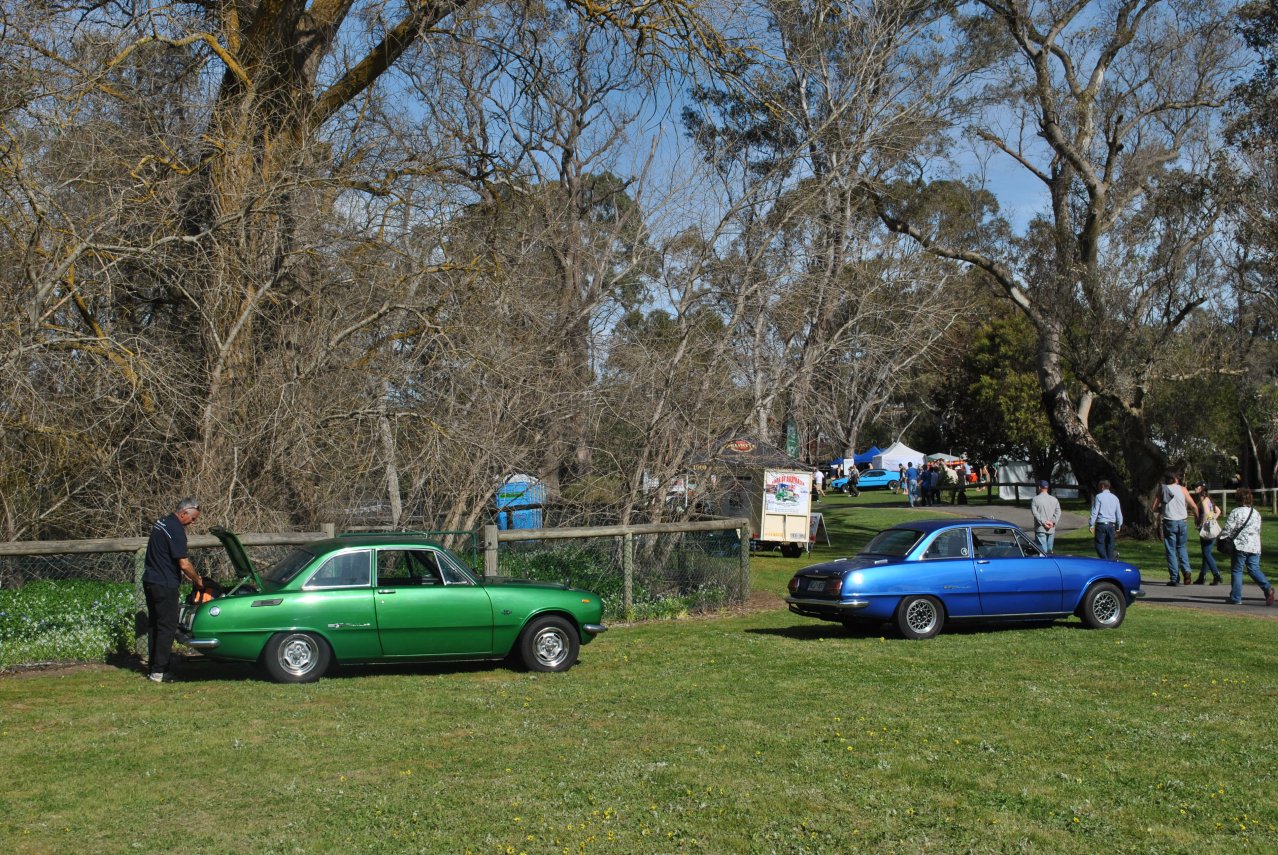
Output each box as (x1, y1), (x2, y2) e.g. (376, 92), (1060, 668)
(305, 532), (447, 552)
(891, 518), (1021, 534)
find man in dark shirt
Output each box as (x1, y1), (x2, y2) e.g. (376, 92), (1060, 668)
(143, 497), (204, 682)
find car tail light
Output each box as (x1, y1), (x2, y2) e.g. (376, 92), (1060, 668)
(787, 576), (800, 593)
(828, 577), (844, 596)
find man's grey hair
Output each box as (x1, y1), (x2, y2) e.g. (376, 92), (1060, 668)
(175, 496), (201, 513)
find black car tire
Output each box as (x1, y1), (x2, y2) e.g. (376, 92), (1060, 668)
(887, 479), (900, 492)
(519, 615), (580, 672)
(895, 595), (944, 639)
(1079, 582), (1126, 629)
(263, 631), (331, 683)
(780, 543), (804, 558)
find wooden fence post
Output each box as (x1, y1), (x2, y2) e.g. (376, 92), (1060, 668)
(322, 522), (336, 538)
(483, 525), (499, 577)
(622, 532), (634, 618)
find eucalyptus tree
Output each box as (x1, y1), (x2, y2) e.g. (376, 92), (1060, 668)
(682, 0), (984, 454)
(0, 0), (730, 535)
(873, 0), (1244, 531)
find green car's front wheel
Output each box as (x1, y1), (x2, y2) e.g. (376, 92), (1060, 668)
(519, 615), (580, 672)
(263, 631), (331, 683)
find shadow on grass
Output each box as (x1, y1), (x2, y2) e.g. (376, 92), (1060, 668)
(748, 617), (1091, 642)
(117, 651), (563, 683)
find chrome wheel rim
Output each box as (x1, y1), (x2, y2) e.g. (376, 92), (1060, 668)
(533, 626), (570, 668)
(1092, 591), (1121, 625)
(278, 634), (319, 676)
(905, 599), (938, 634)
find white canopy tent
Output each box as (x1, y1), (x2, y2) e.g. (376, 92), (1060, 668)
(997, 460), (1080, 500)
(872, 441), (927, 472)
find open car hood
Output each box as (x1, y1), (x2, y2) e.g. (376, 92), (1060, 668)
(209, 527), (264, 591)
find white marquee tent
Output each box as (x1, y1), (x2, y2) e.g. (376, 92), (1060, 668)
(872, 441), (927, 472)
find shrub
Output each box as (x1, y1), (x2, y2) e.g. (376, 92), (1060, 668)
(0, 580), (135, 669)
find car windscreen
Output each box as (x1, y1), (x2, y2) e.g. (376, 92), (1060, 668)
(261, 548), (316, 586)
(861, 528), (924, 557)
(437, 548), (479, 584)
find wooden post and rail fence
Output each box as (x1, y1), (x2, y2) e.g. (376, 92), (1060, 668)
(484, 517), (752, 616)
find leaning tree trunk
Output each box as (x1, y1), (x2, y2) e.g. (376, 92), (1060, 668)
(1039, 325), (1165, 536)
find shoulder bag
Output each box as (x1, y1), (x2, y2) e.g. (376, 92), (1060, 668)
(1216, 508), (1254, 558)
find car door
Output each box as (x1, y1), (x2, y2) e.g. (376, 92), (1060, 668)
(296, 548), (381, 659)
(917, 528), (982, 617)
(374, 548), (495, 656)
(970, 526), (1063, 615)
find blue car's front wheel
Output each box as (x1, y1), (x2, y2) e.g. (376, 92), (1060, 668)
(1080, 582), (1126, 629)
(896, 595), (944, 639)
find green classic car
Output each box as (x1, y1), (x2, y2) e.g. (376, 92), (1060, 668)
(179, 528), (607, 683)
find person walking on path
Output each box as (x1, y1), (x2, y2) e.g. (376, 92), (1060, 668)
(1089, 481), (1123, 561)
(1192, 483), (1223, 585)
(143, 497), (205, 683)
(905, 462), (919, 508)
(1220, 488), (1274, 607)
(1152, 471), (1199, 586)
(812, 468), (825, 501)
(1031, 480), (1062, 554)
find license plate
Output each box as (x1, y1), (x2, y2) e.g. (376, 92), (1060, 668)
(807, 579), (825, 592)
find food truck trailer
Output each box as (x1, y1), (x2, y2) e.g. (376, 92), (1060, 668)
(693, 436), (814, 558)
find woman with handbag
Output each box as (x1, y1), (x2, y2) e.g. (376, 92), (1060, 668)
(1193, 483), (1223, 585)
(1219, 488), (1274, 606)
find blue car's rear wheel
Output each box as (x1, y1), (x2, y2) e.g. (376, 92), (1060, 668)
(896, 595), (944, 639)
(1080, 582), (1126, 629)
(263, 631), (331, 683)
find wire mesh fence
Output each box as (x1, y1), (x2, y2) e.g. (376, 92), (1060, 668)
(495, 528), (747, 621)
(0, 543), (304, 589)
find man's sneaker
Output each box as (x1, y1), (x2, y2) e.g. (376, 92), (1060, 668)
(147, 672), (173, 683)
(1267, 587), (1276, 607)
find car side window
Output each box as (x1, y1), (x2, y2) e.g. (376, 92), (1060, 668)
(923, 529), (970, 560)
(376, 549), (442, 586)
(307, 550), (372, 588)
(972, 528), (1023, 559)
(1015, 531), (1043, 556)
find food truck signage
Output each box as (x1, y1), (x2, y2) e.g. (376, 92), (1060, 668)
(763, 470), (810, 514)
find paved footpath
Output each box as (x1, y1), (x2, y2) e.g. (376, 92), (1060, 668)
(924, 501), (1277, 618)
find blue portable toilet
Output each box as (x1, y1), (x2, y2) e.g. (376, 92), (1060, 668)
(496, 475), (545, 530)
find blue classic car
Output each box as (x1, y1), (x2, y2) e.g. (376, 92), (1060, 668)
(785, 519), (1143, 638)
(829, 468), (899, 493)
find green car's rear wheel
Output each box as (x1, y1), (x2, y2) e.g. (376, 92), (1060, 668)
(263, 631), (331, 683)
(519, 615), (580, 672)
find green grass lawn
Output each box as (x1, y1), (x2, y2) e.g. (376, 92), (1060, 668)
(3, 495), (1277, 854)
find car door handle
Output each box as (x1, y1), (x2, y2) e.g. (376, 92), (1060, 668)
(377, 589), (397, 594)
(976, 560), (990, 565)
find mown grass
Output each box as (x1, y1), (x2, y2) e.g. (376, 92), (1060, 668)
(2, 495), (1276, 854)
